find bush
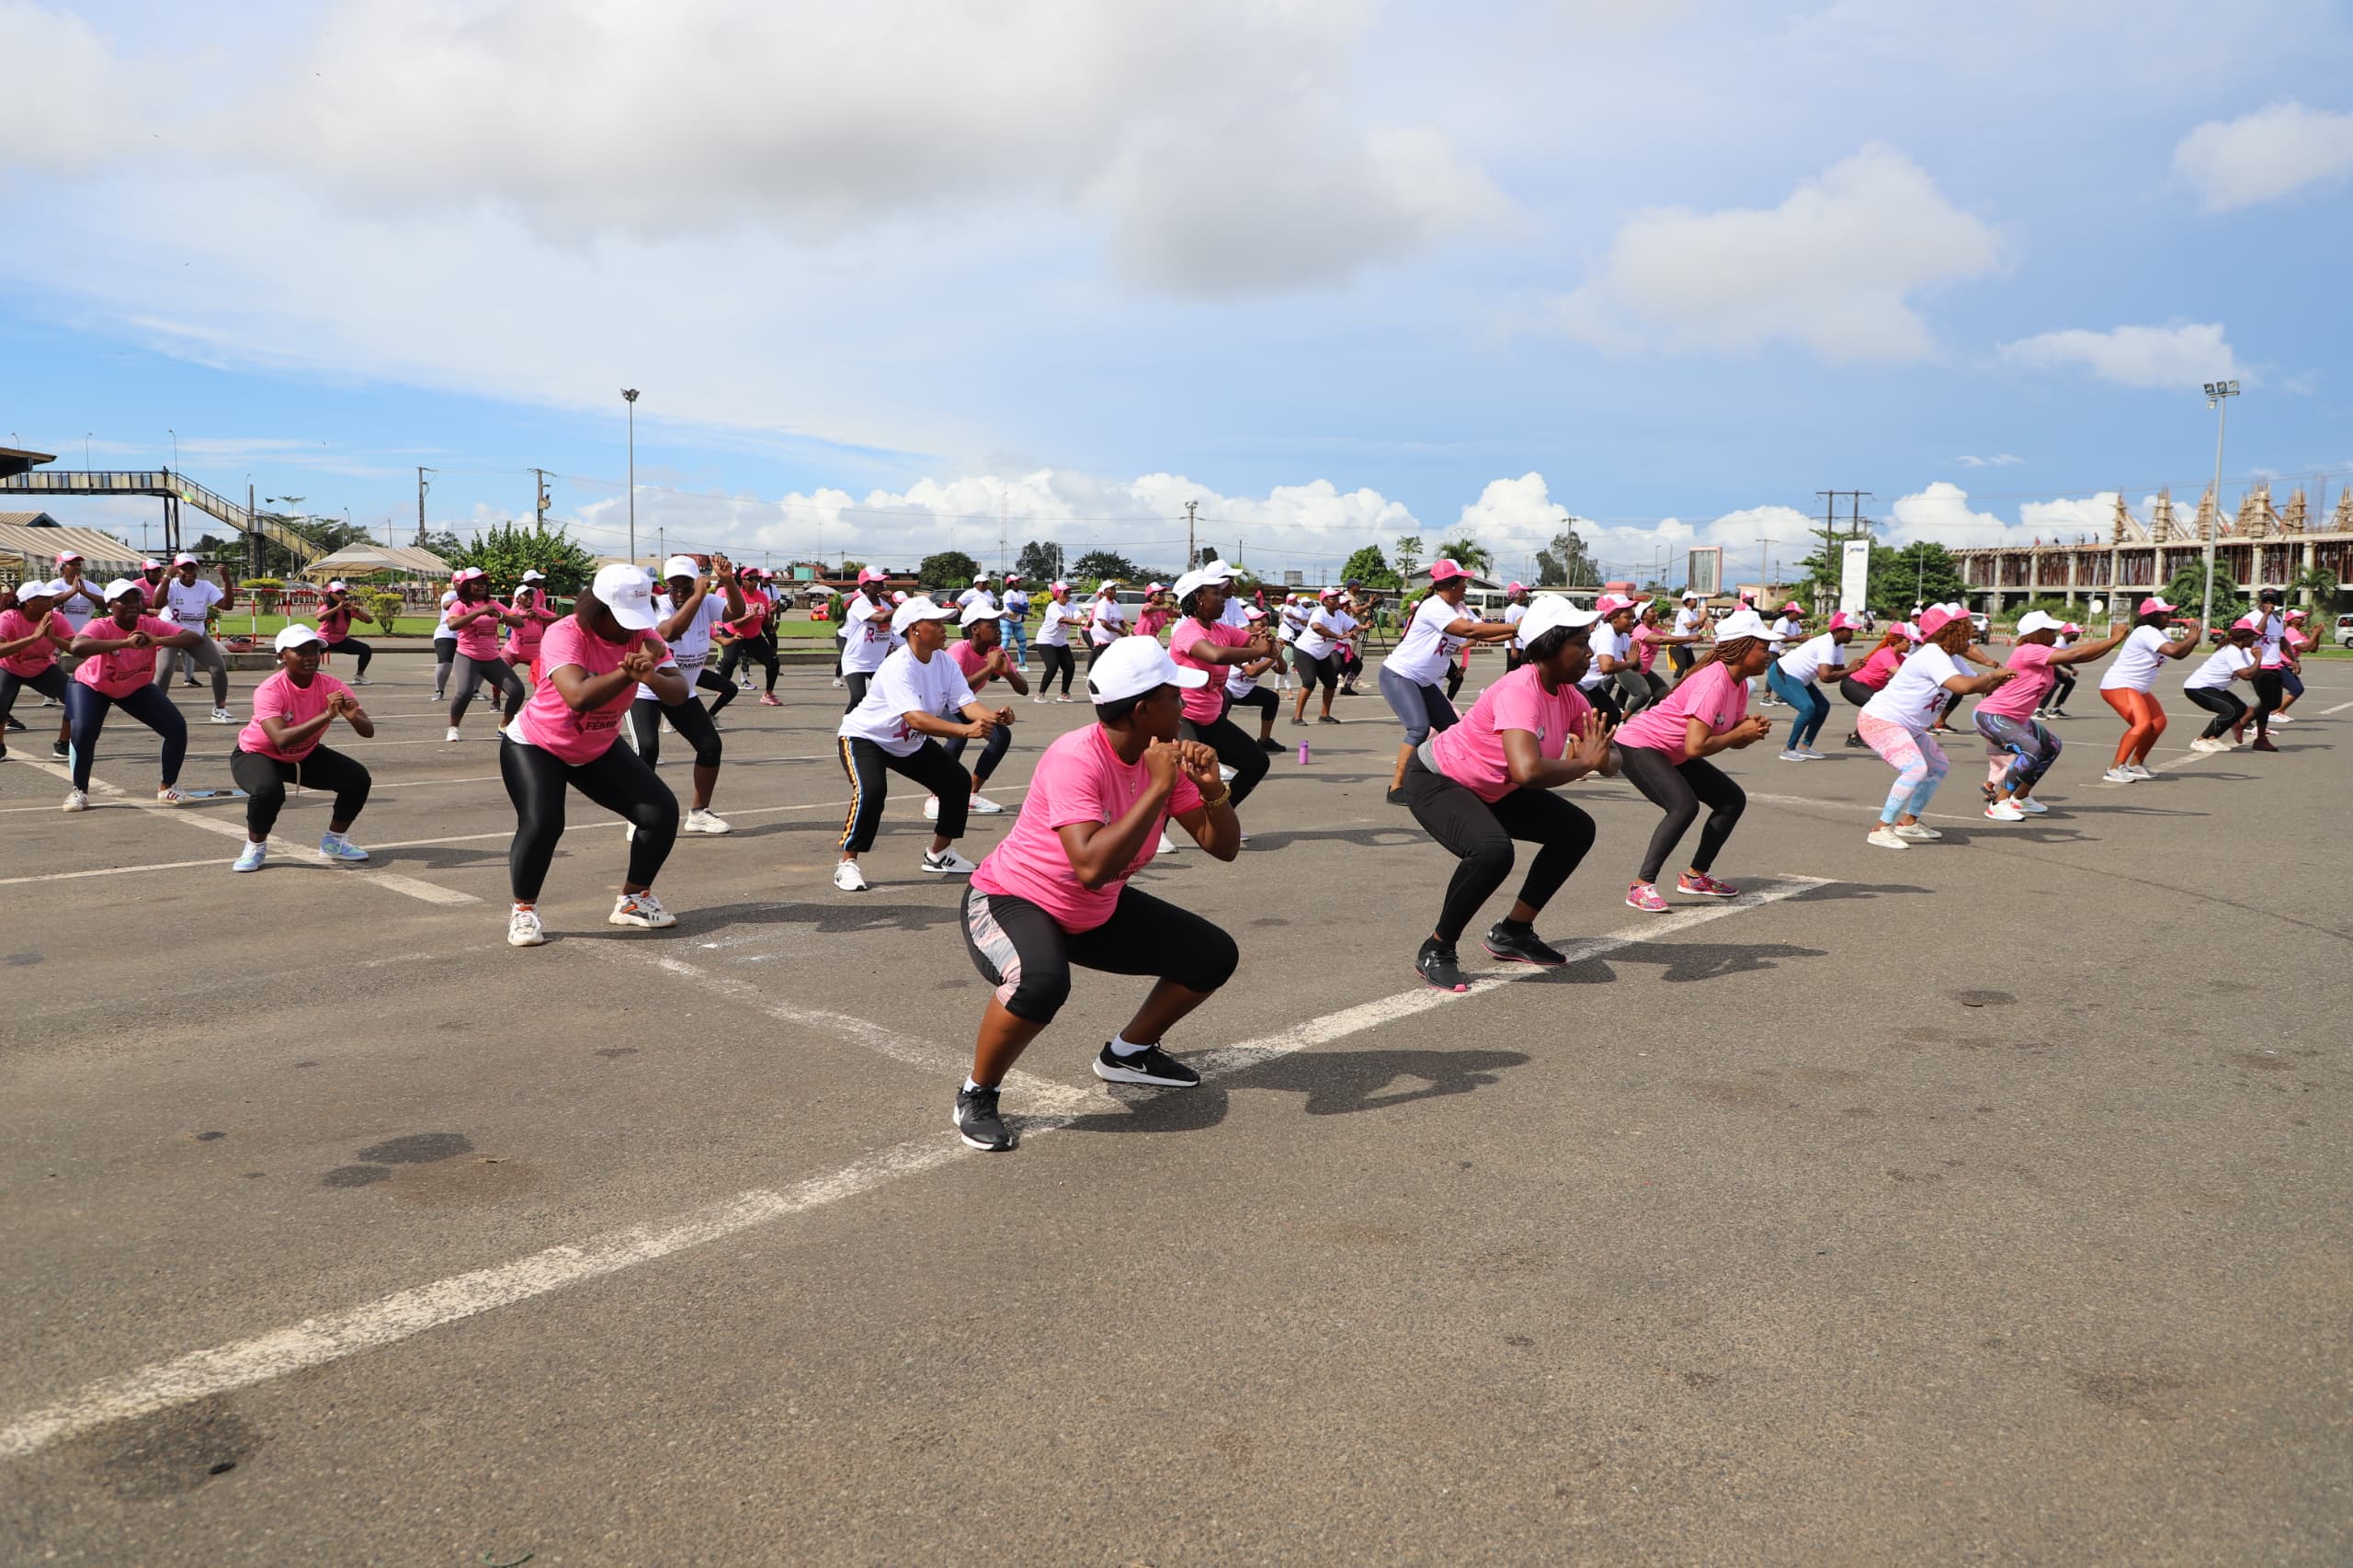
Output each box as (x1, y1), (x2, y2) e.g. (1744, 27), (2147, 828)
(241, 577), (285, 612)
(369, 593), (405, 632)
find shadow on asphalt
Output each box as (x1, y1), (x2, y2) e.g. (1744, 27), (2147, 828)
(560, 898), (962, 939)
(1540, 939), (1829, 984)
(1059, 1046), (1535, 1136)
(1235, 825), (1433, 852)
(1781, 881), (1931, 903)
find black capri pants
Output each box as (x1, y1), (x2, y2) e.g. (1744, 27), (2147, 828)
(2251, 668), (2286, 735)
(1403, 755), (1597, 945)
(1839, 675), (1875, 709)
(1178, 705), (1269, 806)
(2184, 685), (2247, 739)
(628, 694), (723, 769)
(1579, 678), (1625, 727)
(0, 664), (69, 733)
(1037, 643), (1077, 696)
(499, 736), (679, 903)
(709, 633), (779, 713)
(1226, 686), (1278, 725)
(2047, 667), (2076, 710)
(837, 734), (970, 852)
(962, 882), (1240, 1026)
(1616, 745), (1746, 884)
(940, 722), (1011, 783)
(230, 744), (371, 837)
(449, 653), (524, 722)
(323, 637), (371, 677)
(1294, 648), (1341, 694)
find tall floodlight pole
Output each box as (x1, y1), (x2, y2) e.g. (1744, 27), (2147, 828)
(621, 388), (641, 564)
(2200, 380), (2240, 631)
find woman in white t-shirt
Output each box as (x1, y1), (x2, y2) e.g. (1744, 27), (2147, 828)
(1033, 581), (1083, 701)
(2179, 618), (2262, 753)
(2097, 597), (2201, 781)
(1855, 606), (2017, 849)
(1290, 587), (1356, 726)
(432, 586), (462, 699)
(1085, 582), (1129, 672)
(1381, 562), (1518, 802)
(832, 597), (1014, 892)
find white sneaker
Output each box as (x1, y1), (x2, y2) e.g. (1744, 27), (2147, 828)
(507, 907), (545, 947)
(2014, 797), (2049, 814)
(155, 786), (186, 806)
(62, 789), (87, 812)
(923, 794), (941, 821)
(1777, 748), (1808, 762)
(684, 806), (731, 835)
(1865, 826), (1911, 850)
(830, 677), (845, 688)
(1157, 829), (1178, 854)
(1984, 801), (2025, 822)
(833, 860), (870, 892)
(317, 832), (369, 861)
(1033, 696), (1048, 704)
(921, 847), (978, 875)
(233, 840), (267, 872)
(2123, 764), (2154, 779)
(2270, 711), (2295, 724)
(1054, 695), (1074, 703)
(609, 891), (676, 928)
(967, 791), (1004, 814)
(209, 707), (236, 724)
(445, 725), (462, 742)
(1218, 764), (1238, 784)
(2188, 737), (2224, 754)
(1893, 823), (1941, 840)
(350, 676), (371, 687)
(2102, 766), (2136, 783)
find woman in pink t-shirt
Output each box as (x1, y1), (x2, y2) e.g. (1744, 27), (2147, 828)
(952, 637), (1242, 1153)
(1972, 611), (2127, 820)
(313, 581), (377, 684)
(228, 623), (376, 872)
(1165, 568), (1276, 813)
(931, 604), (1032, 819)
(498, 564), (688, 947)
(0, 578), (76, 764)
(1401, 597), (1618, 992)
(502, 572), (563, 687)
(444, 568), (529, 742)
(1612, 608), (1780, 912)
(62, 579), (207, 811)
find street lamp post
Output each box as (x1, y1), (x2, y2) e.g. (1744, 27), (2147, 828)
(167, 427), (177, 475)
(2200, 380), (2241, 631)
(621, 388), (640, 565)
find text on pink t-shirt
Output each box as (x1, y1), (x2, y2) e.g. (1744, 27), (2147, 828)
(1168, 617), (1248, 724)
(970, 724), (1205, 932)
(238, 671), (355, 762)
(1614, 660), (1748, 764)
(72, 615), (178, 697)
(1428, 663), (1595, 803)
(514, 616), (671, 765)
(1974, 642), (2054, 722)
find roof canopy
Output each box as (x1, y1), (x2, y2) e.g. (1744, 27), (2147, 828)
(298, 543), (455, 579)
(0, 523), (142, 575)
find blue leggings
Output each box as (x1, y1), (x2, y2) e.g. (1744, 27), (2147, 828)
(1765, 665), (1830, 748)
(1973, 710), (2060, 797)
(2283, 668), (2305, 699)
(64, 681), (188, 791)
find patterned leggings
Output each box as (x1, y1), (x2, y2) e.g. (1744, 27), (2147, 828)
(1858, 715), (1949, 824)
(1974, 711), (2060, 797)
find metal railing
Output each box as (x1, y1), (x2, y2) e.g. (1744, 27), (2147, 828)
(0, 469), (324, 566)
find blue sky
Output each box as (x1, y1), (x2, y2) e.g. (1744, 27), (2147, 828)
(6, 0), (2353, 583)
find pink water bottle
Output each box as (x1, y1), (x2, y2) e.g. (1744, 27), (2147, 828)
(1297, 740), (1310, 765)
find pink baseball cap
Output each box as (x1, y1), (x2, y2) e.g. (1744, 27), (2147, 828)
(1243, 606), (1266, 621)
(172, 552), (199, 566)
(1427, 559), (1471, 584)
(141, 558), (165, 571)
(451, 566), (486, 584)
(1145, 582), (1166, 594)
(2061, 622), (2081, 635)
(1506, 581), (1526, 594)
(1595, 593), (1637, 616)
(2137, 596), (2177, 616)
(2231, 614), (2259, 631)
(1783, 601), (1803, 615)
(1004, 573), (1020, 583)
(858, 567), (887, 585)
(1918, 606), (1960, 637)
(2286, 608), (2307, 621)
(1895, 620), (1926, 643)
(1826, 611), (1858, 631)
(54, 549), (84, 564)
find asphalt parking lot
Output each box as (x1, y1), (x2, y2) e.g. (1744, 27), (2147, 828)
(4, 649), (2348, 1565)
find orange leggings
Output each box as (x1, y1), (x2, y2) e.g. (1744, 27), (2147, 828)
(2103, 687), (2165, 766)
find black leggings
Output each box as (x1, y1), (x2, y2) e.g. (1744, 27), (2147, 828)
(64, 681), (186, 791)
(628, 695), (723, 770)
(1294, 649), (1340, 695)
(1038, 644), (1076, 695)
(2048, 668), (2076, 710)
(1839, 675), (1876, 709)
(449, 653), (524, 723)
(499, 736), (678, 902)
(2185, 685), (2247, 739)
(434, 635), (457, 697)
(1227, 686), (1278, 727)
(837, 735), (969, 853)
(709, 635), (779, 713)
(940, 722), (1011, 783)
(2252, 669), (2286, 736)
(1177, 709), (1269, 807)
(1617, 668), (1665, 717)
(962, 883), (1239, 1027)
(1403, 756), (1597, 944)
(0, 664), (69, 738)
(230, 744), (371, 836)
(1445, 659), (1466, 702)
(1581, 680), (1625, 727)
(842, 669), (874, 712)
(1617, 746), (1746, 884)
(323, 638), (371, 677)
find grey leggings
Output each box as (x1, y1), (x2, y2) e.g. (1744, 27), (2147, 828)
(1378, 665), (1459, 745)
(153, 635), (228, 706)
(449, 653), (525, 722)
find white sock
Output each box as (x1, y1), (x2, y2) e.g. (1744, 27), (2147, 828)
(1108, 1033), (1151, 1058)
(963, 1076), (988, 1094)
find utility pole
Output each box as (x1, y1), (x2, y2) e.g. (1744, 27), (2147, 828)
(416, 467), (434, 547)
(1185, 499), (1199, 570)
(533, 469), (552, 533)
(621, 387), (640, 564)
(2200, 380), (2241, 631)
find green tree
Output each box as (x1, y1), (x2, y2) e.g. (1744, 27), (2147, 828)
(2291, 563), (2339, 609)
(446, 519), (601, 593)
(917, 550), (983, 594)
(1437, 538), (1494, 576)
(1071, 549), (1142, 585)
(1015, 540), (1065, 583)
(420, 529), (467, 559)
(1393, 534), (1423, 581)
(1533, 525), (1596, 587)
(2161, 559), (2245, 626)
(1339, 543), (1399, 589)
(1872, 541), (1969, 618)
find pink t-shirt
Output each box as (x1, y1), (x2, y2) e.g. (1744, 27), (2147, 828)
(514, 616), (672, 765)
(317, 599), (359, 645)
(1974, 642), (2054, 722)
(727, 590), (772, 641)
(948, 637), (1004, 691)
(1169, 617), (1248, 724)
(1631, 624), (1663, 673)
(1851, 644), (1904, 691)
(1428, 663), (1595, 803)
(238, 670), (354, 763)
(506, 591), (559, 659)
(450, 597), (510, 660)
(970, 723), (1206, 933)
(0, 608), (67, 677)
(1615, 659), (1748, 764)
(1138, 608), (1173, 641)
(72, 614), (179, 697)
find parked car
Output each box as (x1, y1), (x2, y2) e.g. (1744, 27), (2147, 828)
(2336, 612), (2353, 650)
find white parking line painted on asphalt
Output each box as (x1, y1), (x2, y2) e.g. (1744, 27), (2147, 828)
(0, 875), (1827, 1459)
(2323, 699), (2353, 715)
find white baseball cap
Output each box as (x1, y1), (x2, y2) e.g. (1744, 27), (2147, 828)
(891, 595), (960, 634)
(275, 623), (324, 652)
(172, 552), (199, 566)
(1517, 595), (1603, 642)
(662, 554), (701, 580)
(1172, 563), (1233, 601)
(1711, 608), (1787, 642)
(326, 579), (348, 591)
(17, 578), (60, 598)
(1086, 634), (1208, 703)
(101, 578), (142, 603)
(591, 562), (659, 631)
(2017, 609), (2064, 636)
(519, 569), (546, 584)
(972, 574), (989, 584)
(958, 599), (1000, 626)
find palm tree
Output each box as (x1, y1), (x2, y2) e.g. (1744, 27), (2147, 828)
(1437, 538), (1494, 577)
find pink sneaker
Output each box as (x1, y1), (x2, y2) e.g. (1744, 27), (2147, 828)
(1677, 871), (1738, 898)
(757, 693), (782, 707)
(1624, 881), (1670, 914)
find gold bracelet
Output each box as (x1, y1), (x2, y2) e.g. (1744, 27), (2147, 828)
(1199, 784), (1232, 810)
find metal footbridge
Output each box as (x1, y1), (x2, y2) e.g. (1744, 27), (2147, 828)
(0, 467), (323, 566)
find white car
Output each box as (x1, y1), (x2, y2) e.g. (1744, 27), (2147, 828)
(2336, 612), (2353, 650)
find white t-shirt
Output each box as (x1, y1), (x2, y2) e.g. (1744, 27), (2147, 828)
(51, 577), (106, 633)
(435, 590), (460, 635)
(1293, 606), (1354, 659)
(1220, 597), (1250, 630)
(840, 592), (896, 674)
(1086, 597), (1127, 645)
(1503, 601), (1528, 651)
(1278, 604), (1311, 643)
(1001, 588), (1029, 622)
(653, 592), (729, 669)
(2184, 642), (2255, 692)
(1388, 596), (1468, 686)
(956, 587), (998, 616)
(1863, 643), (1963, 732)
(1672, 606), (1703, 637)
(2256, 610), (2287, 668)
(162, 576), (224, 629)
(837, 645), (977, 756)
(1038, 598), (1078, 647)
(2099, 625), (2172, 692)
(1776, 632), (1844, 685)
(1581, 627), (1631, 689)
(1771, 616), (1803, 642)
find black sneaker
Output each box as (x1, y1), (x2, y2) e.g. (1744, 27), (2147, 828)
(1483, 920), (1565, 966)
(1317, 714), (1342, 724)
(1259, 738), (1284, 753)
(2, 715), (23, 732)
(1416, 938), (1468, 993)
(1843, 733), (1866, 749)
(1385, 786), (1410, 805)
(50, 742), (69, 761)
(954, 1085), (1016, 1151)
(1093, 1042), (1199, 1087)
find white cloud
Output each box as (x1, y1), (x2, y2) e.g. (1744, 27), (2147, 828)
(2175, 101), (2353, 212)
(1882, 483), (2129, 550)
(1536, 144), (2002, 362)
(1956, 453), (2022, 468)
(1998, 322), (2245, 390)
(0, 1), (153, 172)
